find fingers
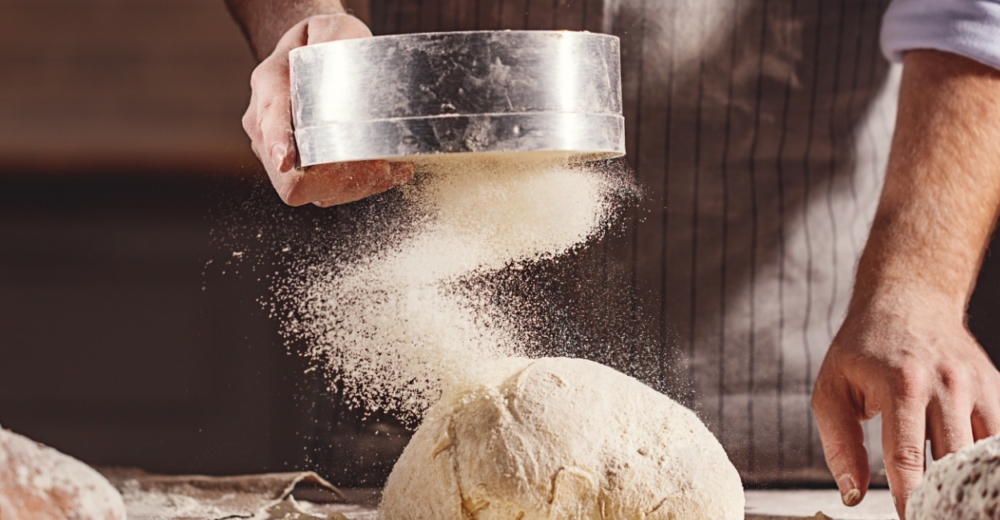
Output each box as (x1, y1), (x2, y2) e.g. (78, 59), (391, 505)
(972, 402), (1000, 440)
(244, 26), (302, 177)
(312, 161), (414, 206)
(242, 91), (261, 148)
(972, 376), (1000, 440)
(257, 14), (369, 173)
(280, 160), (414, 207)
(389, 161), (416, 184)
(286, 161), (387, 207)
(927, 395), (974, 460)
(241, 14), (402, 207)
(813, 379), (870, 507)
(882, 396), (927, 520)
(249, 28), (305, 174)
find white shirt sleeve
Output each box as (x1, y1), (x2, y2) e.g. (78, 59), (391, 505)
(882, 0), (1000, 70)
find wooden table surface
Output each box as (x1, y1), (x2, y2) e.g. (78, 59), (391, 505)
(321, 488), (901, 520)
(745, 489), (898, 520)
(116, 472), (902, 520)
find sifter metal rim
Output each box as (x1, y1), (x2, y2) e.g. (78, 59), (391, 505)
(289, 30), (625, 166)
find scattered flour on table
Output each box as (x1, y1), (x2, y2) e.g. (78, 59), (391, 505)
(117, 480), (225, 520)
(281, 156), (622, 419)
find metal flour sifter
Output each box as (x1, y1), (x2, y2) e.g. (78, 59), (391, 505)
(289, 30), (625, 167)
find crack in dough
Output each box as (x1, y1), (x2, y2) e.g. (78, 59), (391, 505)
(380, 357), (744, 519)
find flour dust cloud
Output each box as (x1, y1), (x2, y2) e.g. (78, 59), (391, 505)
(275, 156), (633, 422)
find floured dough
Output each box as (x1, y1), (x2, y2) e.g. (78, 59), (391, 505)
(907, 434), (1000, 520)
(380, 357), (744, 519)
(0, 426), (127, 520)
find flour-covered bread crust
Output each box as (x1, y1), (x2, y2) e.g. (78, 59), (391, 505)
(908, 434), (1000, 520)
(0, 427), (126, 520)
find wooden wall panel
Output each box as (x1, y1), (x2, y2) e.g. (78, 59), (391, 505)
(0, 0), (260, 174)
(0, 177), (316, 476)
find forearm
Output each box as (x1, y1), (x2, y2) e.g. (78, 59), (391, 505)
(225, 0), (347, 60)
(814, 50), (1000, 519)
(854, 50), (1000, 315)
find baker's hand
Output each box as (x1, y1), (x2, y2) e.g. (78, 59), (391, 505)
(812, 290), (1000, 518)
(242, 14), (414, 207)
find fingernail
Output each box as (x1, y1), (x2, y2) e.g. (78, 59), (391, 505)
(270, 144), (288, 171)
(838, 474), (861, 506)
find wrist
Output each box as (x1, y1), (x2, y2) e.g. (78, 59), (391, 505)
(229, 0), (348, 60)
(849, 265), (969, 324)
(851, 215), (980, 317)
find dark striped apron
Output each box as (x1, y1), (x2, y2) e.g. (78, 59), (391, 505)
(369, 0), (899, 485)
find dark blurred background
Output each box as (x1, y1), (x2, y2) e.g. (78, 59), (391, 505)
(0, 0), (408, 487)
(2, 0), (1000, 490)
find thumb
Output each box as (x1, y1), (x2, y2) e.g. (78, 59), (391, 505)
(812, 378), (871, 506)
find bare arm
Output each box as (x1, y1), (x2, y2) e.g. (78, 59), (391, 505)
(226, 0), (412, 207)
(858, 51), (1000, 313)
(813, 49), (1000, 519)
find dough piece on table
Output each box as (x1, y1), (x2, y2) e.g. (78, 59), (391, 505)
(381, 357), (744, 519)
(0, 426), (126, 520)
(907, 434), (1000, 520)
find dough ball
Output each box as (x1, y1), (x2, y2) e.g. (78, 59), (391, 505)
(0, 427), (127, 520)
(908, 434), (1000, 520)
(381, 357), (744, 519)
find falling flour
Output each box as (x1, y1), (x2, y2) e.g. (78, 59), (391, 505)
(282, 155), (621, 420)
(276, 155), (745, 517)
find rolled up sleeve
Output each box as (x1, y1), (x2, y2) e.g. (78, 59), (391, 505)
(882, 0), (1000, 70)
